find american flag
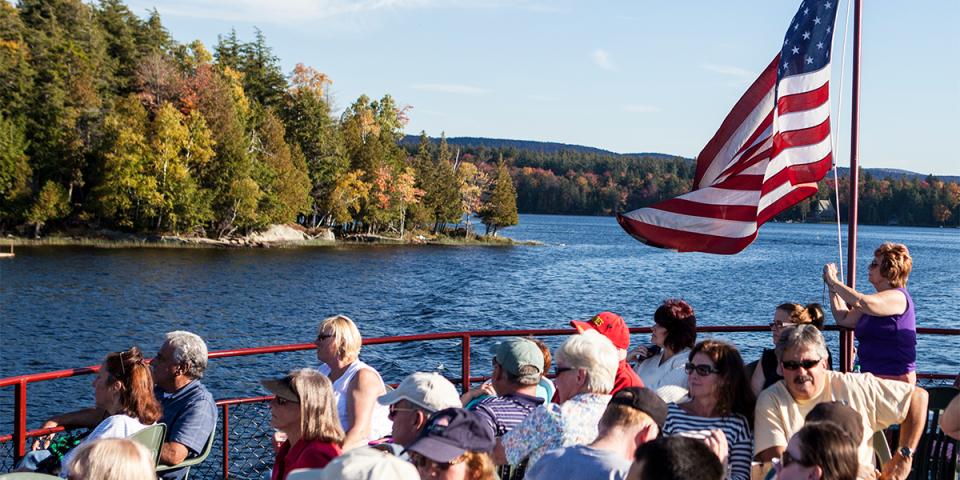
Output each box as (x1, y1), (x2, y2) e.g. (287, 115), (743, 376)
(617, 1), (840, 254)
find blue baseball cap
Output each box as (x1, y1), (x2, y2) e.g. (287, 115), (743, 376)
(405, 408), (495, 463)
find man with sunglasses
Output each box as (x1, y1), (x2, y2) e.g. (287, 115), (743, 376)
(376, 372), (462, 449)
(754, 325), (929, 480)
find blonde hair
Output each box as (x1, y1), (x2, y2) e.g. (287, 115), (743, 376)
(319, 314), (362, 363)
(67, 438), (155, 480)
(599, 403), (654, 432)
(554, 330), (618, 394)
(462, 451), (497, 480)
(874, 242), (912, 288)
(290, 369), (345, 444)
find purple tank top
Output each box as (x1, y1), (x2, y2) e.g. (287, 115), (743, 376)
(855, 287), (917, 375)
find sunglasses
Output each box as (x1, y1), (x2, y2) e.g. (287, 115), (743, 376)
(388, 405), (418, 420)
(781, 358), (821, 370)
(772, 450), (806, 471)
(315, 333), (333, 343)
(555, 366), (575, 376)
(769, 321), (797, 329)
(868, 260), (879, 269)
(684, 362), (720, 376)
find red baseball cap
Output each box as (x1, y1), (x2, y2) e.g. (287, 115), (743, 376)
(571, 311), (630, 350)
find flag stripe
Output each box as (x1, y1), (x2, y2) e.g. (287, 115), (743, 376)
(618, 2), (838, 254)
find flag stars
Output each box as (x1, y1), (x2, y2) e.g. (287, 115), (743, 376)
(804, 8), (810, 15)
(816, 41), (824, 49)
(794, 23), (800, 30)
(802, 31), (811, 40)
(827, 26), (832, 33)
(805, 56), (814, 64)
(825, 1), (832, 9)
(792, 46), (800, 55)
(814, 16), (821, 25)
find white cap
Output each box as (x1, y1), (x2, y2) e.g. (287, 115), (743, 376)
(316, 447), (418, 480)
(377, 372), (462, 412)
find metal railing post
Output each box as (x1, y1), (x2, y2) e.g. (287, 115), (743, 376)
(222, 404), (230, 480)
(461, 335), (471, 395)
(13, 380), (26, 461)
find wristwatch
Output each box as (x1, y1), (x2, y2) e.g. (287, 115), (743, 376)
(897, 447), (914, 459)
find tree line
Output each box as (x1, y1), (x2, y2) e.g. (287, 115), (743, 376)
(444, 142), (958, 227)
(0, 0), (518, 239)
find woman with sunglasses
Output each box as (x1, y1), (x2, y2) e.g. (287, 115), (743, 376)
(18, 347), (162, 477)
(314, 314), (392, 448)
(261, 369), (344, 480)
(750, 303), (829, 395)
(663, 340), (755, 480)
(824, 242), (917, 384)
(774, 421), (858, 480)
(406, 408), (497, 480)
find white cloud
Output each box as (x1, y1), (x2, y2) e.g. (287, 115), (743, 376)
(622, 104), (662, 113)
(411, 83), (492, 95)
(701, 63), (755, 79)
(592, 49), (615, 70)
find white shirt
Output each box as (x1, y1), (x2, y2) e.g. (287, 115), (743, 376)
(319, 360), (392, 441)
(633, 349), (690, 403)
(60, 414), (151, 478)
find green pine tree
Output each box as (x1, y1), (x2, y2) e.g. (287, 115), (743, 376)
(480, 154), (519, 236)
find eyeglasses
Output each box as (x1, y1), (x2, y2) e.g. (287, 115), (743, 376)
(868, 260), (879, 269)
(315, 333), (333, 343)
(772, 450), (806, 471)
(684, 362), (720, 376)
(781, 358), (822, 370)
(410, 451), (465, 471)
(388, 405), (418, 420)
(555, 366), (574, 376)
(770, 321), (797, 330)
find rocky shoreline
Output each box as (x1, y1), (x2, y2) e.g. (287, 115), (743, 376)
(1, 224), (540, 248)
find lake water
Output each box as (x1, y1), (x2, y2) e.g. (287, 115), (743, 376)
(1, 214), (958, 425)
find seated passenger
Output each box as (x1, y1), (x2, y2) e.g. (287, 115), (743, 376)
(466, 338), (545, 436)
(315, 314), (391, 449)
(525, 386), (666, 480)
(317, 446), (419, 480)
(496, 330), (619, 468)
(664, 340), (755, 480)
(405, 408), (497, 480)
(630, 299), (697, 402)
(262, 369), (343, 480)
(627, 436), (724, 480)
(20, 347), (162, 477)
(751, 303), (831, 395)
(943, 393), (960, 441)
(754, 324), (929, 480)
(528, 338), (557, 403)
(804, 401), (864, 449)
(774, 421), (859, 480)
(66, 438), (156, 480)
(571, 311), (644, 394)
(376, 372), (462, 448)
(34, 331), (217, 480)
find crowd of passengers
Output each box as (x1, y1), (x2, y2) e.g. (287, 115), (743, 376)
(13, 242), (960, 480)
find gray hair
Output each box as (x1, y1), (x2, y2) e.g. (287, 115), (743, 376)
(775, 324), (829, 363)
(164, 331), (209, 379)
(554, 330), (618, 394)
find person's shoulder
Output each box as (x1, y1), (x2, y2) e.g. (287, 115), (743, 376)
(303, 439), (341, 455)
(756, 382), (790, 407)
(351, 366), (384, 389)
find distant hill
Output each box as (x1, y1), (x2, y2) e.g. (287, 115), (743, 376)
(403, 135), (957, 182)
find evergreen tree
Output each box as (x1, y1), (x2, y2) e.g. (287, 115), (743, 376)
(26, 180), (69, 237)
(0, 115), (32, 223)
(239, 28), (286, 108)
(480, 154), (518, 236)
(253, 109), (311, 224)
(427, 132), (462, 232)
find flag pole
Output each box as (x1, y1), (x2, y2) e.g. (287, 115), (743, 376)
(840, 0), (862, 373)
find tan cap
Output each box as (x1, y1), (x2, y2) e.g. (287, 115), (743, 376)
(377, 372), (461, 412)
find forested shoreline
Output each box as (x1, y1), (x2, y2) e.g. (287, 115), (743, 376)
(1, 1), (956, 245)
(0, 0), (519, 241)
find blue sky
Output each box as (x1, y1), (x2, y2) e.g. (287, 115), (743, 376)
(125, 1), (959, 176)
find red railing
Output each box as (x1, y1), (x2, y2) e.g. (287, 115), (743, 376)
(2, 326), (958, 478)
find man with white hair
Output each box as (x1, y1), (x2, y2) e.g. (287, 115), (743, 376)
(755, 324), (928, 480)
(376, 372), (462, 448)
(494, 330), (619, 469)
(151, 331), (218, 480)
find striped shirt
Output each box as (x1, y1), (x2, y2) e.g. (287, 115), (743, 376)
(663, 403), (753, 480)
(470, 393), (543, 437)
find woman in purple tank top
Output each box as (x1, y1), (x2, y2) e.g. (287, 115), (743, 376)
(822, 242), (917, 384)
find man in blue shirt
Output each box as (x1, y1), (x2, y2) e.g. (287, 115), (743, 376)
(151, 331), (218, 480)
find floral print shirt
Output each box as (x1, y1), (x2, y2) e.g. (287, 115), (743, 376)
(501, 392), (611, 468)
